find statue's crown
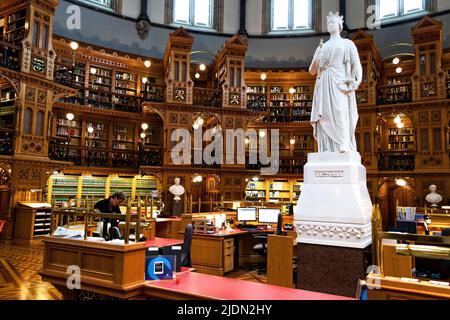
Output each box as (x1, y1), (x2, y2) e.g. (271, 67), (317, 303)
(326, 11), (344, 23)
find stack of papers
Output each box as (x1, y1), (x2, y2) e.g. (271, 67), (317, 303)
(53, 227), (84, 239)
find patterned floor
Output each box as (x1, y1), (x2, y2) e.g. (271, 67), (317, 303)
(0, 240), (266, 300)
(0, 242), (62, 300)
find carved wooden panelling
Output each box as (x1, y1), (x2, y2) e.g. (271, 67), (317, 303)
(38, 91), (47, 105)
(179, 114), (188, 124)
(26, 87), (36, 102)
(169, 113), (179, 124)
(419, 111), (429, 123)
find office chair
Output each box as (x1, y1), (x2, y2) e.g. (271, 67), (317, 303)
(110, 226), (123, 240)
(252, 213), (283, 275)
(181, 224), (193, 268)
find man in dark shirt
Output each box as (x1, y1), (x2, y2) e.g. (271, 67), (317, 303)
(94, 192), (126, 239)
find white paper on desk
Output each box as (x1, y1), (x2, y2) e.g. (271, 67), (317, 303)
(53, 227), (84, 239)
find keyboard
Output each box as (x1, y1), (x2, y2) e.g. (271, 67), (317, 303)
(237, 224), (268, 231)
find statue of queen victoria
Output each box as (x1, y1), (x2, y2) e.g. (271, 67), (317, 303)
(309, 12), (363, 153)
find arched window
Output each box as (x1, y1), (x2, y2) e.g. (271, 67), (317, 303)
(378, 0), (425, 20)
(272, 0), (311, 31)
(173, 0), (213, 28)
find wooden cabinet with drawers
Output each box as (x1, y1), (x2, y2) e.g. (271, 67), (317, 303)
(191, 235), (235, 276)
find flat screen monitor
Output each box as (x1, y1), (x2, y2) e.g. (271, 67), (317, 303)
(237, 207), (257, 222)
(258, 208), (280, 224)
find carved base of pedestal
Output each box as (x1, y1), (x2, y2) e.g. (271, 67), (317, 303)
(297, 243), (371, 298)
(173, 201), (182, 216)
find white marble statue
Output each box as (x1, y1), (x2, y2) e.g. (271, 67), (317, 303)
(169, 177), (185, 201)
(309, 12), (363, 153)
(425, 184), (443, 208)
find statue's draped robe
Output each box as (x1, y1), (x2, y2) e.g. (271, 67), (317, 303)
(311, 39), (360, 152)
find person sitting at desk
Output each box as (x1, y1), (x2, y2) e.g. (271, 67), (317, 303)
(94, 192), (126, 240)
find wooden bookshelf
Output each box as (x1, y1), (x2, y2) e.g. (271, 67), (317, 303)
(141, 77), (164, 103)
(113, 70), (139, 112)
(268, 87), (290, 123)
(135, 176), (158, 199)
(377, 76), (412, 104)
(5, 8), (27, 45)
(387, 127), (415, 151)
(81, 175), (107, 204)
(293, 180), (303, 202)
(245, 179), (267, 201)
(88, 66), (113, 109)
(245, 178), (304, 204)
(268, 180), (292, 203)
(247, 86), (267, 112)
(109, 176), (133, 198)
(49, 174), (80, 205)
(292, 86), (313, 123)
(0, 85), (16, 127)
(47, 173), (160, 204)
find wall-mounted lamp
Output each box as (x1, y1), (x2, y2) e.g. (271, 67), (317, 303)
(90, 67), (97, 75)
(260, 73), (267, 81)
(396, 179), (407, 187)
(199, 64), (206, 71)
(142, 123), (149, 131)
(289, 87), (296, 94)
(144, 60), (152, 69)
(392, 57), (400, 65)
(66, 113), (75, 121)
(70, 41), (79, 51)
(396, 67), (402, 74)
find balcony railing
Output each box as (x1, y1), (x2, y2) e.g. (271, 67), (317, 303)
(49, 138), (162, 169)
(193, 87), (222, 108)
(377, 83), (412, 105)
(0, 128), (13, 155)
(0, 41), (20, 71)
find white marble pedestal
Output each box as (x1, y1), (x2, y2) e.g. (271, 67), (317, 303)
(294, 152), (373, 249)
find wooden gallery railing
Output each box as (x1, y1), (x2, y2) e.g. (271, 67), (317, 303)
(49, 197), (155, 244)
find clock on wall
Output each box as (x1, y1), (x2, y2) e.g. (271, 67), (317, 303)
(32, 57), (46, 74)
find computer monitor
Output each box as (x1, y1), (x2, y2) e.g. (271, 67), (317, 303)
(237, 207), (257, 222)
(258, 208), (281, 224)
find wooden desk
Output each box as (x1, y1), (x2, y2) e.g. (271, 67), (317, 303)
(190, 228), (295, 276)
(155, 218), (182, 239)
(146, 237), (184, 248)
(145, 271), (353, 300)
(191, 230), (247, 276)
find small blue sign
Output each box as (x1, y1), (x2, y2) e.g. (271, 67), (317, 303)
(145, 255), (174, 280)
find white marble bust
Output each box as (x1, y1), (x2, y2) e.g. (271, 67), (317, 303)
(309, 12), (363, 153)
(425, 184), (443, 208)
(169, 177), (185, 201)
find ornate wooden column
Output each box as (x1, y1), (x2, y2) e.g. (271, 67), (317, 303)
(163, 28), (194, 105)
(212, 35), (248, 109)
